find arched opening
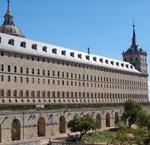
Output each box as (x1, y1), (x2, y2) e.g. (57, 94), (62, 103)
(106, 113), (111, 127)
(115, 112), (119, 124)
(0, 124), (1, 142)
(38, 117), (46, 137)
(73, 114), (78, 119)
(96, 113), (101, 129)
(59, 116), (66, 133)
(11, 119), (21, 141)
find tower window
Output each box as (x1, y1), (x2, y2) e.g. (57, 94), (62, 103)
(8, 39), (14, 45)
(136, 58), (138, 61)
(20, 42), (26, 48)
(32, 44), (37, 50)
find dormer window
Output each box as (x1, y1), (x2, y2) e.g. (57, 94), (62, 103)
(93, 57), (97, 61)
(105, 60), (108, 64)
(111, 61), (114, 65)
(126, 64), (129, 68)
(8, 39), (14, 46)
(43, 46), (47, 52)
(86, 55), (90, 60)
(78, 54), (82, 59)
(32, 44), (37, 50)
(52, 48), (57, 54)
(100, 58), (103, 63)
(121, 63), (124, 67)
(70, 52), (74, 57)
(61, 50), (66, 55)
(116, 62), (119, 66)
(20, 42), (26, 48)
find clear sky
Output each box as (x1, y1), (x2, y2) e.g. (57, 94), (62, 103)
(0, 0), (150, 97)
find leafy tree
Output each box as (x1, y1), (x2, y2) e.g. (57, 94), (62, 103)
(68, 114), (96, 140)
(113, 122), (132, 145)
(132, 127), (149, 145)
(138, 110), (150, 131)
(122, 100), (143, 127)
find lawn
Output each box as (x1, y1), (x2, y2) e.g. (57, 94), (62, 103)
(83, 131), (115, 143)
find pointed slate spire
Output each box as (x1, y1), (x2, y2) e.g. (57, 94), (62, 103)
(131, 22), (138, 50)
(7, 0), (10, 13)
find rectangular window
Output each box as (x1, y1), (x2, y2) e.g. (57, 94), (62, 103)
(8, 75), (11, 82)
(20, 67), (23, 73)
(1, 75), (4, 81)
(14, 66), (17, 73)
(8, 65), (11, 72)
(32, 68), (34, 74)
(1, 64), (4, 71)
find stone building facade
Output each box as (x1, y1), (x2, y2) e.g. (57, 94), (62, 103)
(0, 0), (149, 144)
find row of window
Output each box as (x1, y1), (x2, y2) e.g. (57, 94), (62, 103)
(0, 64), (147, 86)
(0, 89), (147, 100)
(0, 75), (147, 91)
(0, 52), (143, 78)
(127, 57), (147, 63)
(4, 38), (135, 70)
(0, 98), (146, 104)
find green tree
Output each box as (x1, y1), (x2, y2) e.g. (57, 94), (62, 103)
(132, 127), (149, 145)
(68, 114), (96, 140)
(138, 110), (150, 131)
(113, 122), (132, 145)
(122, 100), (143, 127)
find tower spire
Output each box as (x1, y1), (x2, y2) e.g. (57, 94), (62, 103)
(0, 0), (25, 37)
(3, 0), (14, 25)
(7, 0), (10, 13)
(131, 22), (138, 49)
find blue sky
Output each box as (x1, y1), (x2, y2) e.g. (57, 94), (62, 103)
(0, 0), (149, 58)
(0, 0), (150, 97)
